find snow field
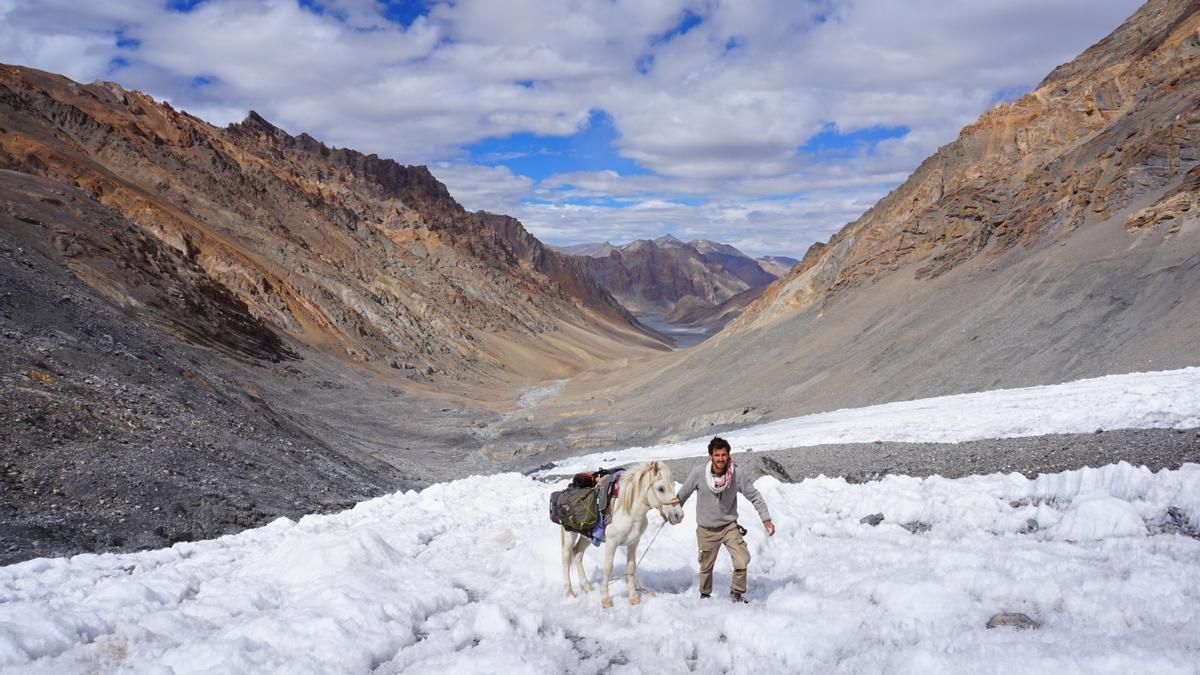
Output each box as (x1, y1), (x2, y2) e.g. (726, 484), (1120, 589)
(2, 462), (1199, 674)
(543, 367), (1200, 475)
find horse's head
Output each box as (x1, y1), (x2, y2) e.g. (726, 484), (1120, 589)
(642, 461), (685, 525)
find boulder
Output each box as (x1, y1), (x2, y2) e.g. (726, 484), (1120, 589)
(986, 612), (1041, 630)
(860, 513), (884, 526)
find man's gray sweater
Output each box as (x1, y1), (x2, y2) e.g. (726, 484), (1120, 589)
(676, 463), (771, 529)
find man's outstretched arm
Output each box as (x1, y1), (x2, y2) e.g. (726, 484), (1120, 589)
(739, 473), (775, 536)
(676, 467), (699, 505)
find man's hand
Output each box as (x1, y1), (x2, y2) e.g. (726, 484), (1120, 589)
(763, 519), (775, 537)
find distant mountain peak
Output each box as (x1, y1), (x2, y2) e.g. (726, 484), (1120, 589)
(653, 234), (686, 247)
(556, 236), (785, 332)
(689, 239), (744, 257)
(239, 110), (280, 134)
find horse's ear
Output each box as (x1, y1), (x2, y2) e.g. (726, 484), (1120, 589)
(648, 460), (661, 475)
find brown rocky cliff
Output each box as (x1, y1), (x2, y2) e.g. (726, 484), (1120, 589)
(1, 170), (295, 363)
(732, 0), (1200, 331)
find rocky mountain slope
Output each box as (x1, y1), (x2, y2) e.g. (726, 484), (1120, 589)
(558, 235), (781, 331)
(0, 66), (664, 387)
(502, 0), (1200, 452)
(0, 65), (667, 561)
(0, 171), (402, 562)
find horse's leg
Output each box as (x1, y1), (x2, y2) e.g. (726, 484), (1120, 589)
(561, 526), (577, 598)
(626, 538), (657, 598)
(600, 540), (618, 609)
(573, 537), (593, 593)
(625, 542), (641, 606)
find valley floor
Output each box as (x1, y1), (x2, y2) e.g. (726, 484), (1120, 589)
(631, 314), (720, 349)
(662, 426), (1200, 489)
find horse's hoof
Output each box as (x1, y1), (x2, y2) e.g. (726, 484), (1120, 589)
(601, 597), (613, 609)
(629, 595), (641, 606)
(565, 590), (576, 599)
(580, 584), (593, 593)
(640, 589), (657, 597)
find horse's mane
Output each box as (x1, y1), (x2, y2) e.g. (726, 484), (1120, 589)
(613, 461), (671, 515)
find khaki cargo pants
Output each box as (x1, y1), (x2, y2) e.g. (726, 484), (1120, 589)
(697, 521), (750, 595)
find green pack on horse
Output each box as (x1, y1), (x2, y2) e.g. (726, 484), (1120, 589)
(549, 468), (623, 542)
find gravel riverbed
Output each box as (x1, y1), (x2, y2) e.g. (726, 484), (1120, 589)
(657, 427), (1200, 484)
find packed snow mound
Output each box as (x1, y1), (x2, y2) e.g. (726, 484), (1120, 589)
(544, 366), (1200, 474)
(2, 462), (1198, 673)
(1050, 495), (1146, 541)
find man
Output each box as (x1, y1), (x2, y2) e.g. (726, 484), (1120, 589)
(676, 436), (775, 603)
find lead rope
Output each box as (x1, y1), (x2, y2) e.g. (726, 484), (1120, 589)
(636, 519), (668, 569)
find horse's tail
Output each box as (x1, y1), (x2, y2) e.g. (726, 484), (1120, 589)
(559, 522), (564, 549)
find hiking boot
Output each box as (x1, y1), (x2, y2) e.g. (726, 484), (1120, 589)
(730, 592), (748, 604)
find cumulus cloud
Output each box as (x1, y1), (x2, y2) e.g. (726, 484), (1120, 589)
(0, 0), (1144, 256)
(430, 161), (533, 214)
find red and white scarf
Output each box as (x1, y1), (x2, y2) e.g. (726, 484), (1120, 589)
(705, 460), (735, 494)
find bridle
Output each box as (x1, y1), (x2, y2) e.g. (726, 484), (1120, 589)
(646, 482), (681, 522)
(654, 498), (681, 521)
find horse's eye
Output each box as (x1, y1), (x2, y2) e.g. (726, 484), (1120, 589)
(657, 486), (664, 492)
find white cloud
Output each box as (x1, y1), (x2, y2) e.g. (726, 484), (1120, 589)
(430, 162), (533, 214)
(0, 0), (1145, 255)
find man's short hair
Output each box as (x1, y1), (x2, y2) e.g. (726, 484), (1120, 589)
(708, 436), (731, 454)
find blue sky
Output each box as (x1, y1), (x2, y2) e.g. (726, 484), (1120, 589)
(0, 0), (1143, 257)
(465, 110), (649, 183)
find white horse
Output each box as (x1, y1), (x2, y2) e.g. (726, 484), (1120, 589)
(560, 460), (685, 608)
